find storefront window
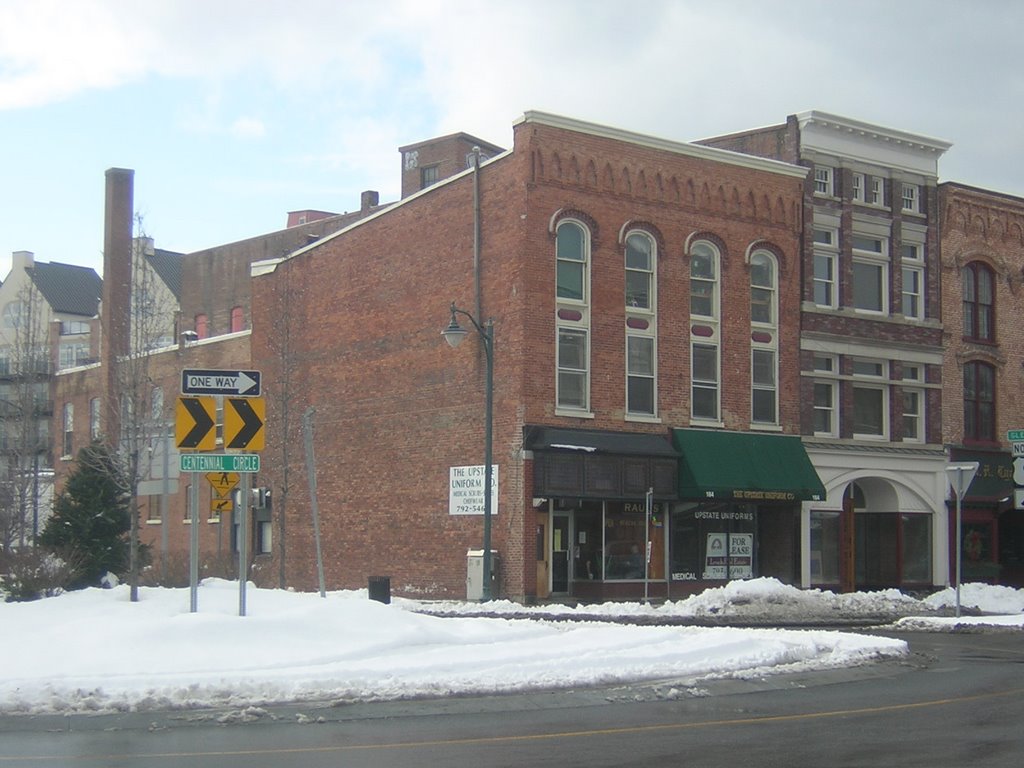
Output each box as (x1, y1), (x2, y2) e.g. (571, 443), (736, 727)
(670, 503), (756, 582)
(602, 502), (665, 580)
(902, 513), (932, 583)
(810, 510), (841, 585)
(961, 520), (995, 582)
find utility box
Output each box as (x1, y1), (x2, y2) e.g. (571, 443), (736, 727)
(466, 549), (498, 601)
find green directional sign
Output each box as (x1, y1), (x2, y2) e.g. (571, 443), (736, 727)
(180, 453), (261, 473)
(1007, 429), (1024, 442)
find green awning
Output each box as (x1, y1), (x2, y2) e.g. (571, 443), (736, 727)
(672, 429), (826, 502)
(948, 448), (1014, 505)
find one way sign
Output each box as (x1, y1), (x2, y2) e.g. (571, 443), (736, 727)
(182, 369), (261, 397)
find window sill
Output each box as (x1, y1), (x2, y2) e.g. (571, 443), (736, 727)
(690, 418), (724, 429)
(625, 414), (662, 424)
(555, 408), (594, 420)
(749, 423), (782, 432)
(146, 519), (162, 525)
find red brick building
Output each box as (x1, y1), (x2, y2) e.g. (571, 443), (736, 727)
(940, 183), (1024, 586)
(250, 112), (820, 601)
(702, 112), (954, 593)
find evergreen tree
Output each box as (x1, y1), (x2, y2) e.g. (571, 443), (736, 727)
(39, 441), (131, 589)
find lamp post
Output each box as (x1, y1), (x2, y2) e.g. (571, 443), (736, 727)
(442, 301), (494, 601)
(945, 461), (979, 619)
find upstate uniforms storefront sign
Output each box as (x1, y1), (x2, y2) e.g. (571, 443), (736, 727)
(449, 465), (499, 516)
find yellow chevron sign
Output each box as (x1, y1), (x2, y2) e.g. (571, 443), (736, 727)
(224, 397), (265, 451)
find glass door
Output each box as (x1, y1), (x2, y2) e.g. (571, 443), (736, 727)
(551, 513), (571, 594)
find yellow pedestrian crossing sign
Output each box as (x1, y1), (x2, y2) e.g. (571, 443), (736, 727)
(206, 472), (240, 498)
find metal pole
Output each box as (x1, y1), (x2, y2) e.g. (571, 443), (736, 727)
(189, 471), (199, 612)
(955, 483), (963, 619)
(482, 320), (494, 602)
(161, 427), (169, 583)
(303, 407), (326, 598)
(239, 472), (250, 616)
(644, 488), (652, 603)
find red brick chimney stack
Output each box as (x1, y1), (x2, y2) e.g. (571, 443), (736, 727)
(102, 167), (134, 439)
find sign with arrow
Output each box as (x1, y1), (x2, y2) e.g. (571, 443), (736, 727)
(182, 369), (261, 397)
(211, 497), (233, 518)
(175, 396), (216, 450)
(224, 397), (265, 451)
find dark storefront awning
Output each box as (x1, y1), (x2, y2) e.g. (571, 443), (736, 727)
(948, 448), (1014, 506)
(524, 426), (679, 457)
(525, 426), (678, 500)
(672, 429), (826, 502)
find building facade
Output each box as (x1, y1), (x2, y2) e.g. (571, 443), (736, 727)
(940, 182), (1024, 587)
(250, 111), (825, 602)
(702, 111), (954, 592)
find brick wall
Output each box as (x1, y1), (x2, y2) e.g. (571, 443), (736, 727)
(940, 183), (1024, 446)
(250, 117), (806, 600)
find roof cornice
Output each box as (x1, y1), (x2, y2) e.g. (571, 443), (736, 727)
(516, 110), (808, 179)
(794, 110), (952, 156)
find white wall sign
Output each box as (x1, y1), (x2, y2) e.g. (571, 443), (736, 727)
(449, 465), (499, 516)
(703, 532), (753, 579)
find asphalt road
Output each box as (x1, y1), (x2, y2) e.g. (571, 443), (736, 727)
(1, 629), (1022, 767)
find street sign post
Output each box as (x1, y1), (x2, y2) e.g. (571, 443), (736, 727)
(181, 369), (261, 397)
(180, 453), (260, 473)
(946, 461), (980, 618)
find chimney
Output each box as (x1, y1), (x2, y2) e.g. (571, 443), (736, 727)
(360, 190), (379, 211)
(102, 168), (134, 440)
(12, 250), (34, 271)
(103, 168), (134, 362)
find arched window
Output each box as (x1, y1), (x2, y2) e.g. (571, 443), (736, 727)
(963, 361), (995, 442)
(750, 250), (778, 425)
(195, 314), (208, 339)
(749, 250), (776, 325)
(689, 240), (721, 422)
(963, 262), (994, 342)
(625, 231), (656, 417)
(231, 306), (245, 333)
(555, 219), (591, 412)
(624, 232), (654, 310)
(556, 220), (587, 302)
(690, 241), (719, 319)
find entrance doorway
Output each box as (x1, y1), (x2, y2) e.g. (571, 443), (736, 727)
(551, 513), (571, 594)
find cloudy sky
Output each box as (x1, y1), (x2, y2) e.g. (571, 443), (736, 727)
(1, 0), (1021, 278)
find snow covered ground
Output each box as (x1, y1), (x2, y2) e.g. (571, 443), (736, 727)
(1, 578), (1020, 716)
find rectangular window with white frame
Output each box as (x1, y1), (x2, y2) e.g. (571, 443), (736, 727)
(901, 183), (920, 214)
(851, 234), (888, 314)
(557, 327), (589, 411)
(813, 228), (838, 308)
(751, 348), (777, 424)
(812, 355), (838, 437)
(901, 364), (925, 442)
(814, 166), (834, 196)
(691, 343), (719, 422)
(869, 177), (883, 206)
(852, 172), (864, 202)
(852, 359), (888, 439)
(62, 402), (74, 458)
(626, 334), (655, 416)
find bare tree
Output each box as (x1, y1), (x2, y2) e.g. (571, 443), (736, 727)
(0, 281), (51, 551)
(88, 217), (173, 601)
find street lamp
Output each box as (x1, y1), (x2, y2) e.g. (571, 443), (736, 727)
(442, 301), (494, 601)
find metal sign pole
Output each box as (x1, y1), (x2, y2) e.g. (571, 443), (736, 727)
(189, 471), (199, 612)
(644, 488), (652, 603)
(239, 472), (250, 616)
(945, 462), (979, 619)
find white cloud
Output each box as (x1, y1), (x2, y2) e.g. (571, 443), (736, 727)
(230, 116), (266, 139)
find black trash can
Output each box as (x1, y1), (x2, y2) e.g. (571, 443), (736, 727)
(368, 576), (391, 604)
